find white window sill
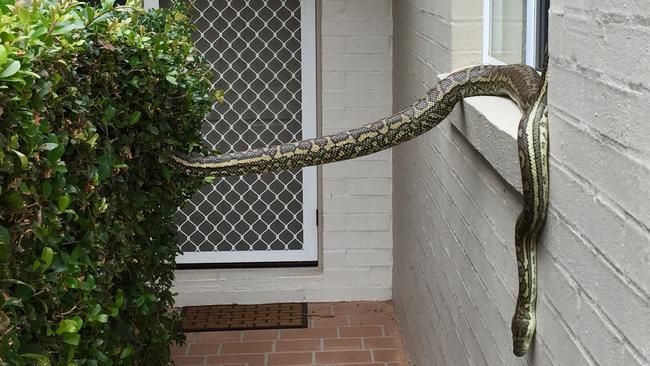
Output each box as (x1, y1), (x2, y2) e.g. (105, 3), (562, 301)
(438, 74), (523, 195)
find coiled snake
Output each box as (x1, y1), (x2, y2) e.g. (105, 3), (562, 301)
(170, 62), (549, 356)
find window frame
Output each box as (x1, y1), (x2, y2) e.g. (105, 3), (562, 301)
(482, 0), (539, 67)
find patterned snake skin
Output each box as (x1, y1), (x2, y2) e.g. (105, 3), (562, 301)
(171, 63), (550, 356)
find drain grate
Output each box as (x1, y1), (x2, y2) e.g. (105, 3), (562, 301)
(181, 303), (308, 332)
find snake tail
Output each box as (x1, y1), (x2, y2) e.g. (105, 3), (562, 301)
(170, 65), (540, 177)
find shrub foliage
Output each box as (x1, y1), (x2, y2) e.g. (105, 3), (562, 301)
(0, 0), (215, 363)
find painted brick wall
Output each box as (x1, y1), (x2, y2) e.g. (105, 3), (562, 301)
(173, 0), (394, 305)
(392, 0), (650, 365)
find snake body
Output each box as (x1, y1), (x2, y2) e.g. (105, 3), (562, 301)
(512, 62), (549, 356)
(170, 64), (549, 356)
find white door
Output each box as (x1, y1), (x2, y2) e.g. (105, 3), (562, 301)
(148, 0), (318, 266)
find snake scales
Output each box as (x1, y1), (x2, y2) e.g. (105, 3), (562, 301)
(171, 62), (549, 356)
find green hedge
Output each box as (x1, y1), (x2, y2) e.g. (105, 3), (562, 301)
(0, 0), (217, 363)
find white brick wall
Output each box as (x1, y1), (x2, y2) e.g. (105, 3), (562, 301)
(392, 0), (650, 365)
(173, 0), (394, 306)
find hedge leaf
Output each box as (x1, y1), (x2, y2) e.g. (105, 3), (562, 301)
(0, 0), (218, 363)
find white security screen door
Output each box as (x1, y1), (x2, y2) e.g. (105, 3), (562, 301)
(154, 0), (318, 265)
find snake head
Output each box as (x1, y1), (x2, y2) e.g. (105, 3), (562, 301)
(511, 316), (536, 356)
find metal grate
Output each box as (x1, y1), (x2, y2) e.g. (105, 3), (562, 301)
(174, 0), (309, 264)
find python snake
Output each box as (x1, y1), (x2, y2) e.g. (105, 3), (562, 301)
(170, 63), (549, 356)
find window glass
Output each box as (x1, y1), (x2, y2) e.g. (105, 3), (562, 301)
(490, 0), (526, 64)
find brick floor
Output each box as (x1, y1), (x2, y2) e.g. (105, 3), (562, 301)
(172, 301), (411, 366)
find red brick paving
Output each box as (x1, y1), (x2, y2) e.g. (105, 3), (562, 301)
(172, 301), (411, 366)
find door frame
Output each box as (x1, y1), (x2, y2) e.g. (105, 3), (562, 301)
(146, 0), (319, 265)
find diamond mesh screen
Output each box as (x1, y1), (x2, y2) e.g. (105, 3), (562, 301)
(174, 0), (306, 260)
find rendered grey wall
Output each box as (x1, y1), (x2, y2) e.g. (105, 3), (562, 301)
(392, 0), (650, 365)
